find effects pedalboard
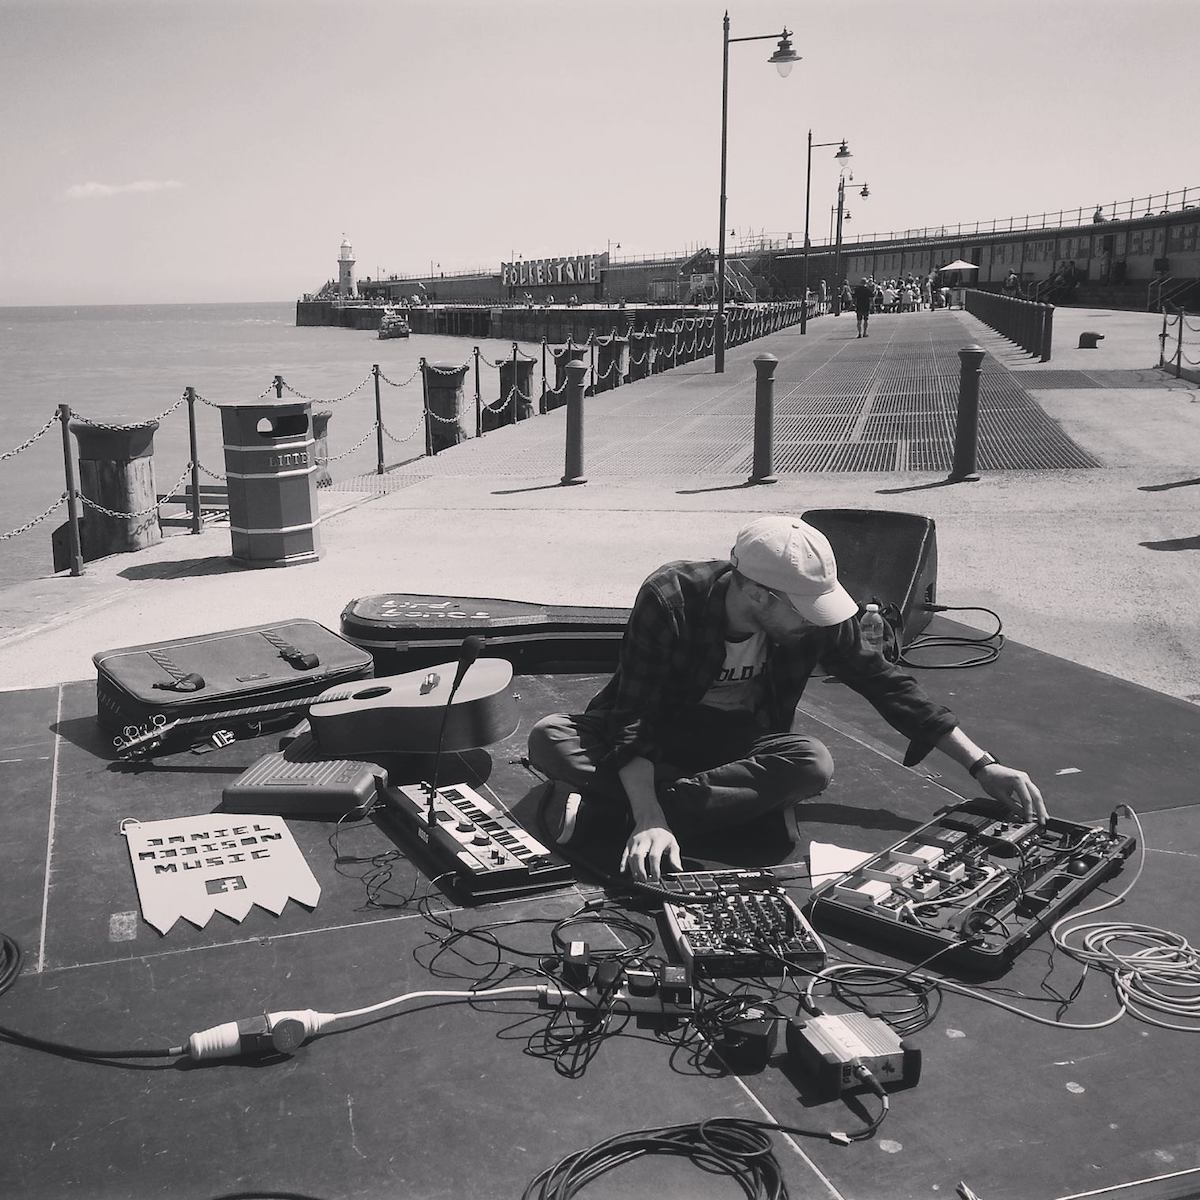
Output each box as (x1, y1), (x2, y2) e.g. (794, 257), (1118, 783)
(658, 869), (827, 979)
(806, 798), (1136, 975)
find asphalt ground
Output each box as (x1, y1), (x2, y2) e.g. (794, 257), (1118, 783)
(0, 304), (1197, 711)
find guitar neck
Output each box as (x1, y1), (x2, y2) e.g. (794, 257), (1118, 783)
(164, 685), (361, 732)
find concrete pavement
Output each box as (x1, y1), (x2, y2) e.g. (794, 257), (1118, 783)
(1, 304), (1197, 712)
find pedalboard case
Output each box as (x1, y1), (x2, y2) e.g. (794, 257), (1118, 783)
(806, 798), (1136, 977)
(340, 593), (630, 674)
(95, 619), (374, 740)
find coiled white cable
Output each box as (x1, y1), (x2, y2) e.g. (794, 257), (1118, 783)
(1051, 806), (1200, 1032)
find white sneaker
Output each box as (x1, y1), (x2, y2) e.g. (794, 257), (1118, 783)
(554, 788), (584, 846)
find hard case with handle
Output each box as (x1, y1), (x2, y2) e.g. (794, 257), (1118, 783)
(94, 618), (375, 746)
(339, 593), (630, 675)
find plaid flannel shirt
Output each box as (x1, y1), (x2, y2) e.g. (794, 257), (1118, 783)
(586, 559), (957, 767)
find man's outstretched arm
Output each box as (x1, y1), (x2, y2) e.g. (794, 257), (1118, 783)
(936, 727), (1048, 823)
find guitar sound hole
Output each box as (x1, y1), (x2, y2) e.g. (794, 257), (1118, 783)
(352, 685), (392, 700)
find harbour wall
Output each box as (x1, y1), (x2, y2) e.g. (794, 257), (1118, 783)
(295, 300), (771, 343)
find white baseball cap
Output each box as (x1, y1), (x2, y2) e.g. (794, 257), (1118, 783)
(730, 516), (858, 626)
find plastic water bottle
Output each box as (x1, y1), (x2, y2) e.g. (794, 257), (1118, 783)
(860, 603), (887, 655)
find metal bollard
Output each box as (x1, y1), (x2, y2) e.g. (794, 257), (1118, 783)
(1040, 304), (1054, 363)
(949, 345), (986, 482)
(561, 360), (588, 486)
(749, 354), (779, 485)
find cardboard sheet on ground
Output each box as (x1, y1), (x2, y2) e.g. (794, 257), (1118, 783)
(121, 814), (320, 933)
(808, 841), (874, 888)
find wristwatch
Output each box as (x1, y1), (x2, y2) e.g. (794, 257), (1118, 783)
(968, 752), (998, 778)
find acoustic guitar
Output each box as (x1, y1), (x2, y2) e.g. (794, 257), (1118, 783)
(308, 657), (518, 757)
(114, 658), (518, 761)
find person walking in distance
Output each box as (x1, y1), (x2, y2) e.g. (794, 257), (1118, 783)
(853, 276), (875, 338)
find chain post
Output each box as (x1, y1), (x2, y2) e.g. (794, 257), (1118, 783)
(1178, 310), (1185, 377)
(474, 347), (482, 437)
(273, 374), (284, 399)
(540, 337), (548, 415)
(589, 332), (597, 396)
(185, 387), (201, 534)
(511, 342), (520, 421)
(372, 365), (385, 473)
(58, 403), (84, 576)
(420, 358), (434, 455)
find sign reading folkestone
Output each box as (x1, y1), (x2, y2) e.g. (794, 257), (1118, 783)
(500, 253), (604, 288)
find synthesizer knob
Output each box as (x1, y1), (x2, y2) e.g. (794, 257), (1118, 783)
(472, 833), (490, 846)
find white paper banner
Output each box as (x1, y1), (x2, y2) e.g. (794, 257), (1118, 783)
(121, 814), (321, 934)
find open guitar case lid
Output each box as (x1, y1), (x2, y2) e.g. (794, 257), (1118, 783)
(340, 594), (630, 674)
(94, 618), (375, 736)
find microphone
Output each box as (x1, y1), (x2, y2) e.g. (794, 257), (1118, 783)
(427, 636), (486, 820)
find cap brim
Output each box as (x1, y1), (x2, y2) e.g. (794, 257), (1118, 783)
(782, 581), (859, 627)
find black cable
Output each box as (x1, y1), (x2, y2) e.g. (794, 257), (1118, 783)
(898, 604), (1005, 669)
(523, 1107), (889, 1200)
(0, 930), (176, 1062)
(0, 1024), (179, 1062)
(1, 932), (22, 999)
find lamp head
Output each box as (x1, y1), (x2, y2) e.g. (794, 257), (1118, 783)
(860, 184), (870, 199)
(834, 141), (852, 171)
(768, 29), (800, 76)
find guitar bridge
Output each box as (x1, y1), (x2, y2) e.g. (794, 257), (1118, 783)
(419, 671), (441, 695)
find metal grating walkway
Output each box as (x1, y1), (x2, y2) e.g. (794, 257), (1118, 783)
(404, 313), (1101, 479)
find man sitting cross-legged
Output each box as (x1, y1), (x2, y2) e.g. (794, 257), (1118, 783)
(527, 515), (1046, 883)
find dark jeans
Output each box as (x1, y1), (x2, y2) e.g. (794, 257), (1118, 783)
(527, 706), (834, 838)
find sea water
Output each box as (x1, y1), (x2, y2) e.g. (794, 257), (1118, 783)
(0, 302), (542, 586)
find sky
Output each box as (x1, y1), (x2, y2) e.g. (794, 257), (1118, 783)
(1, 0), (1196, 306)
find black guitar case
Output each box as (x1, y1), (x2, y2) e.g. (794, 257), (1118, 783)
(94, 619), (374, 753)
(340, 594), (630, 675)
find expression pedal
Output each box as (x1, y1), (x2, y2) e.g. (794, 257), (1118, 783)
(379, 781), (573, 900)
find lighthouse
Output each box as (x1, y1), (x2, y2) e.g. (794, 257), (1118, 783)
(338, 236), (357, 299)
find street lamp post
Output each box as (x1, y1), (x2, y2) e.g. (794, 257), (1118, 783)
(800, 135), (851, 334)
(831, 179), (869, 316)
(715, 12), (798, 373)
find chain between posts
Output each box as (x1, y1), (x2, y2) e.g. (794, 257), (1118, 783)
(0, 494), (68, 541)
(377, 366), (422, 389)
(69, 394), (186, 429)
(278, 372), (374, 404)
(315, 424), (379, 463)
(76, 463), (197, 521)
(0, 410), (60, 461)
(380, 414), (426, 444)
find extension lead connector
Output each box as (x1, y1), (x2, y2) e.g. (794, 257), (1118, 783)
(537, 980), (695, 1019)
(184, 1009), (334, 1060)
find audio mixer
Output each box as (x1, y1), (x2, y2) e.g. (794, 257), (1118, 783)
(659, 869), (827, 980)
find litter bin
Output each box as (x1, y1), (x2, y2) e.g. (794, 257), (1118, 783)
(220, 399), (320, 567)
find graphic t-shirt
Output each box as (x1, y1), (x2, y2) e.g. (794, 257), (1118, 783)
(700, 630), (768, 713)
